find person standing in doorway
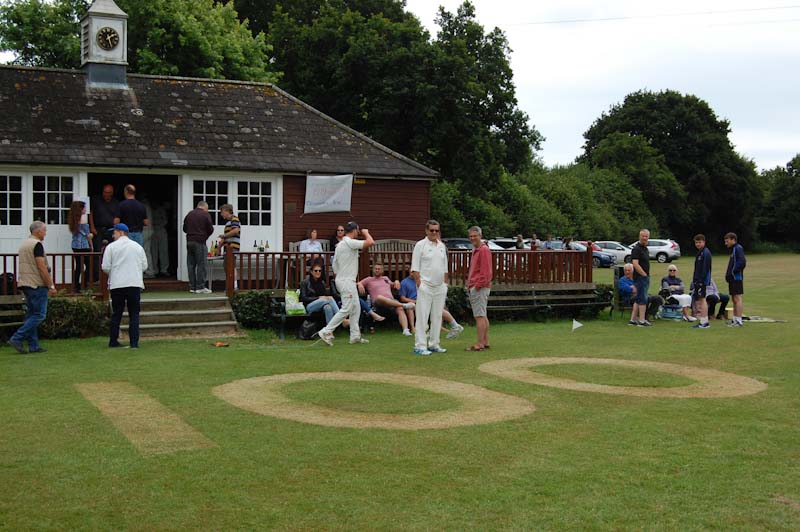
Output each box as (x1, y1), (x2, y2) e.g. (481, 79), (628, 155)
(183, 201), (214, 294)
(691, 234), (713, 329)
(103, 223), (147, 348)
(149, 202), (170, 277)
(317, 221), (374, 346)
(115, 184), (149, 247)
(724, 232), (746, 327)
(89, 183), (119, 279)
(629, 229), (651, 327)
(68, 200), (92, 293)
(218, 204), (241, 290)
(7, 222), (57, 354)
(411, 220), (450, 355)
(466, 226), (492, 351)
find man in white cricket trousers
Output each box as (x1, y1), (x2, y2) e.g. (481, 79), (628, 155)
(317, 221), (374, 346)
(411, 220), (449, 356)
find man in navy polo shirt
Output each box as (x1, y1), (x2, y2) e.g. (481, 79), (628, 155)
(115, 184), (149, 247)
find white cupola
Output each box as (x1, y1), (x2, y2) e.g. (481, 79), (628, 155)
(79, 0), (128, 86)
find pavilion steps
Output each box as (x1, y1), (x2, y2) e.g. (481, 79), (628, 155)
(117, 295), (239, 338)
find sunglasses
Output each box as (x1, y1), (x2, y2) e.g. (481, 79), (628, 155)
(428, 229), (440, 233)
(337, 229), (344, 232)
(312, 269), (322, 273)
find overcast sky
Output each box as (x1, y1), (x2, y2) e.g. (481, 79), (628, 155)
(405, 0), (800, 171)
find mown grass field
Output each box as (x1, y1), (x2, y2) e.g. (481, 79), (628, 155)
(1, 254), (798, 529)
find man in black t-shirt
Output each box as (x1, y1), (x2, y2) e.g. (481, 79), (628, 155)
(115, 184), (149, 247)
(629, 229), (651, 326)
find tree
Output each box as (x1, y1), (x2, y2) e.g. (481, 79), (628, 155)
(582, 89), (761, 248)
(759, 154), (800, 245)
(0, 0), (279, 82)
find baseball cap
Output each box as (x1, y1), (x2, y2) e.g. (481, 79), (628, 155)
(113, 223), (129, 233)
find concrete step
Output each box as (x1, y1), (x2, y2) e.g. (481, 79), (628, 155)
(136, 296), (231, 312)
(121, 321), (239, 338)
(121, 309), (233, 325)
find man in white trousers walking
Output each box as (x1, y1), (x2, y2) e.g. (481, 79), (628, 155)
(410, 220), (449, 356)
(317, 221), (374, 346)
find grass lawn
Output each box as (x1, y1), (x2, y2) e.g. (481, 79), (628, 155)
(1, 254), (799, 529)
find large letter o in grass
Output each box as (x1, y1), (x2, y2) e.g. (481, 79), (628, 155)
(478, 357), (767, 398)
(213, 372), (535, 430)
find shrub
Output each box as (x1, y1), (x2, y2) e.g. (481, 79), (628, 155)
(232, 290), (275, 329)
(40, 295), (108, 339)
(446, 286), (470, 323)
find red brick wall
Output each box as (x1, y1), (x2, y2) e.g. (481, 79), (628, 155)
(282, 175), (431, 249)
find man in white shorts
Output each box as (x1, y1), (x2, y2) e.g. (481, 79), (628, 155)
(411, 219), (450, 356)
(317, 221), (374, 346)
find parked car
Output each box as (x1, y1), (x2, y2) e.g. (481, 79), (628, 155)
(628, 238), (681, 263)
(489, 237), (530, 250)
(594, 240), (632, 264)
(572, 242), (616, 268)
(442, 238), (503, 251)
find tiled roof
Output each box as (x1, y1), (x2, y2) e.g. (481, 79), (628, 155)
(0, 65), (438, 178)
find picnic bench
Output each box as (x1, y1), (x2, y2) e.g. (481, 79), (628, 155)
(0, 294), (25, 337)
(258, 288), (318, 340)
(487, 283), (611, 314)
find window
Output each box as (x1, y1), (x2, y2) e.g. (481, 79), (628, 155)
(193, 179), (229, 225)
(0, 175), (23, 226)
(33, 175), (73, 224)
(236, 180), (271, 226)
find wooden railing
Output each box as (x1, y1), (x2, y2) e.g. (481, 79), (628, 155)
(0, 252), (107, 296)
(223, 247), (593, 298)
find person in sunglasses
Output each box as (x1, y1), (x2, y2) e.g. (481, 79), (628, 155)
(300, 259), (344, 327)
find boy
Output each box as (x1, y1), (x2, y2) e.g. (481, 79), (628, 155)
(691, 234), (712, 329)
(724, 232), (746, 327)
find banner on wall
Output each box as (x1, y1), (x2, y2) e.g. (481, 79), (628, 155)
(303, 174), (353, 214)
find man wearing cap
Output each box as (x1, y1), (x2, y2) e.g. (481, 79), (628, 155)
(7, 221), (57, 354)
(102, 223), (148, 348)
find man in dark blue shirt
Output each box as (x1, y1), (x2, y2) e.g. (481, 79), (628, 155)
(724, 232), (746, 326)
(691, 234), (712, 329)
(115, 184), (148, 247)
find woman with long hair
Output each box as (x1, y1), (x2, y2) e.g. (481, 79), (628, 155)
(68, 200), (92, 293)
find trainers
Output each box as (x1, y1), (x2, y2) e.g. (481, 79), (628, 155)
(413, 347), (432, 356)
(349, 337), (369, 344)
(446, 323), (464, 339)
(429, 346), (447, 353)
(727, 321), (742, 327)
(317, 330), (334, 346)
(692, 322), (710, 329)
(7, 339), (27, 354)
(402, 302), (416, 310)
(402, 329), (412, 336)
(197, 287), (212, 294)
(627, 320), (638, 326)
(682, 315), (698, 322)
(637, 320), (652, 327)
(189, 289), (197, 294)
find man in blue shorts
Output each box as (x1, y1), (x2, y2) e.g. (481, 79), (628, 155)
(724, 232), (746, 327)
(629, 229), (652, 326)
(691, 234), (713, 329)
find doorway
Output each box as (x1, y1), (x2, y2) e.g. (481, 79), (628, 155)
(88, 174), (179, 277)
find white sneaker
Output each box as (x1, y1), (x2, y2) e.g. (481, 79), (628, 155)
(446, 323), (464, 339)
(198, 287), (212, 294)
(402, 302), (415, 310)
(317, 330), (334, 346)
(402, 329), (412, 336)
(189, 289), (197, 294)
(349, 337), (369, 344)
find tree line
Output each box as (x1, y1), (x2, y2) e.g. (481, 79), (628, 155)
(1, 0), (797, 251)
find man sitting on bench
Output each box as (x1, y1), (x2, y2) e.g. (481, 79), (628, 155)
(358, 263), (415, 336)
(619, 263), (662, 321)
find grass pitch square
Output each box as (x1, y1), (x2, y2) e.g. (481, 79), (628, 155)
(1, 254), (799, 529)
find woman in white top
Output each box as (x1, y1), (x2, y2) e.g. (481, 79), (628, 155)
(299, 229), (323, 253)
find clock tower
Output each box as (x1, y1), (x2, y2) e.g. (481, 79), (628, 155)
(80, 0), (128, 86)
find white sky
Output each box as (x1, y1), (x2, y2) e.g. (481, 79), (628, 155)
(405, 0), (800, 171)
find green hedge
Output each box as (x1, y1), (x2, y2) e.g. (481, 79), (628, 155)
(232, 290), (275, 329)
(40, 295), (109, 339)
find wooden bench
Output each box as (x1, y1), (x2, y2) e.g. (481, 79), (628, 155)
(371, 239), (415, 252)
(0, 294), (26, 336)
(487, 283), (611, 314)
(288, 240), (331, 252)
(259, 288), (317, 340)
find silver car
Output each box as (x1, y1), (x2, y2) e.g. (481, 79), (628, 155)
(627, 238), (681, 263)
(595, 241), (632, 264)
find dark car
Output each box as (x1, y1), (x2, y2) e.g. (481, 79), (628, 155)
(572, 242), (616, 268)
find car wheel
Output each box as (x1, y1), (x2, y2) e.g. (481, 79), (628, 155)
(656, 252), (668, 263)
(624, 255), (631, 263)
(592, 257), (600, 268)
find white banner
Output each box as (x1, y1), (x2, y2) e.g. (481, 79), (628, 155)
(304, 174), (353, 214)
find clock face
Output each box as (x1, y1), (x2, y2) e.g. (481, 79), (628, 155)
(96, 26), (120, 51)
